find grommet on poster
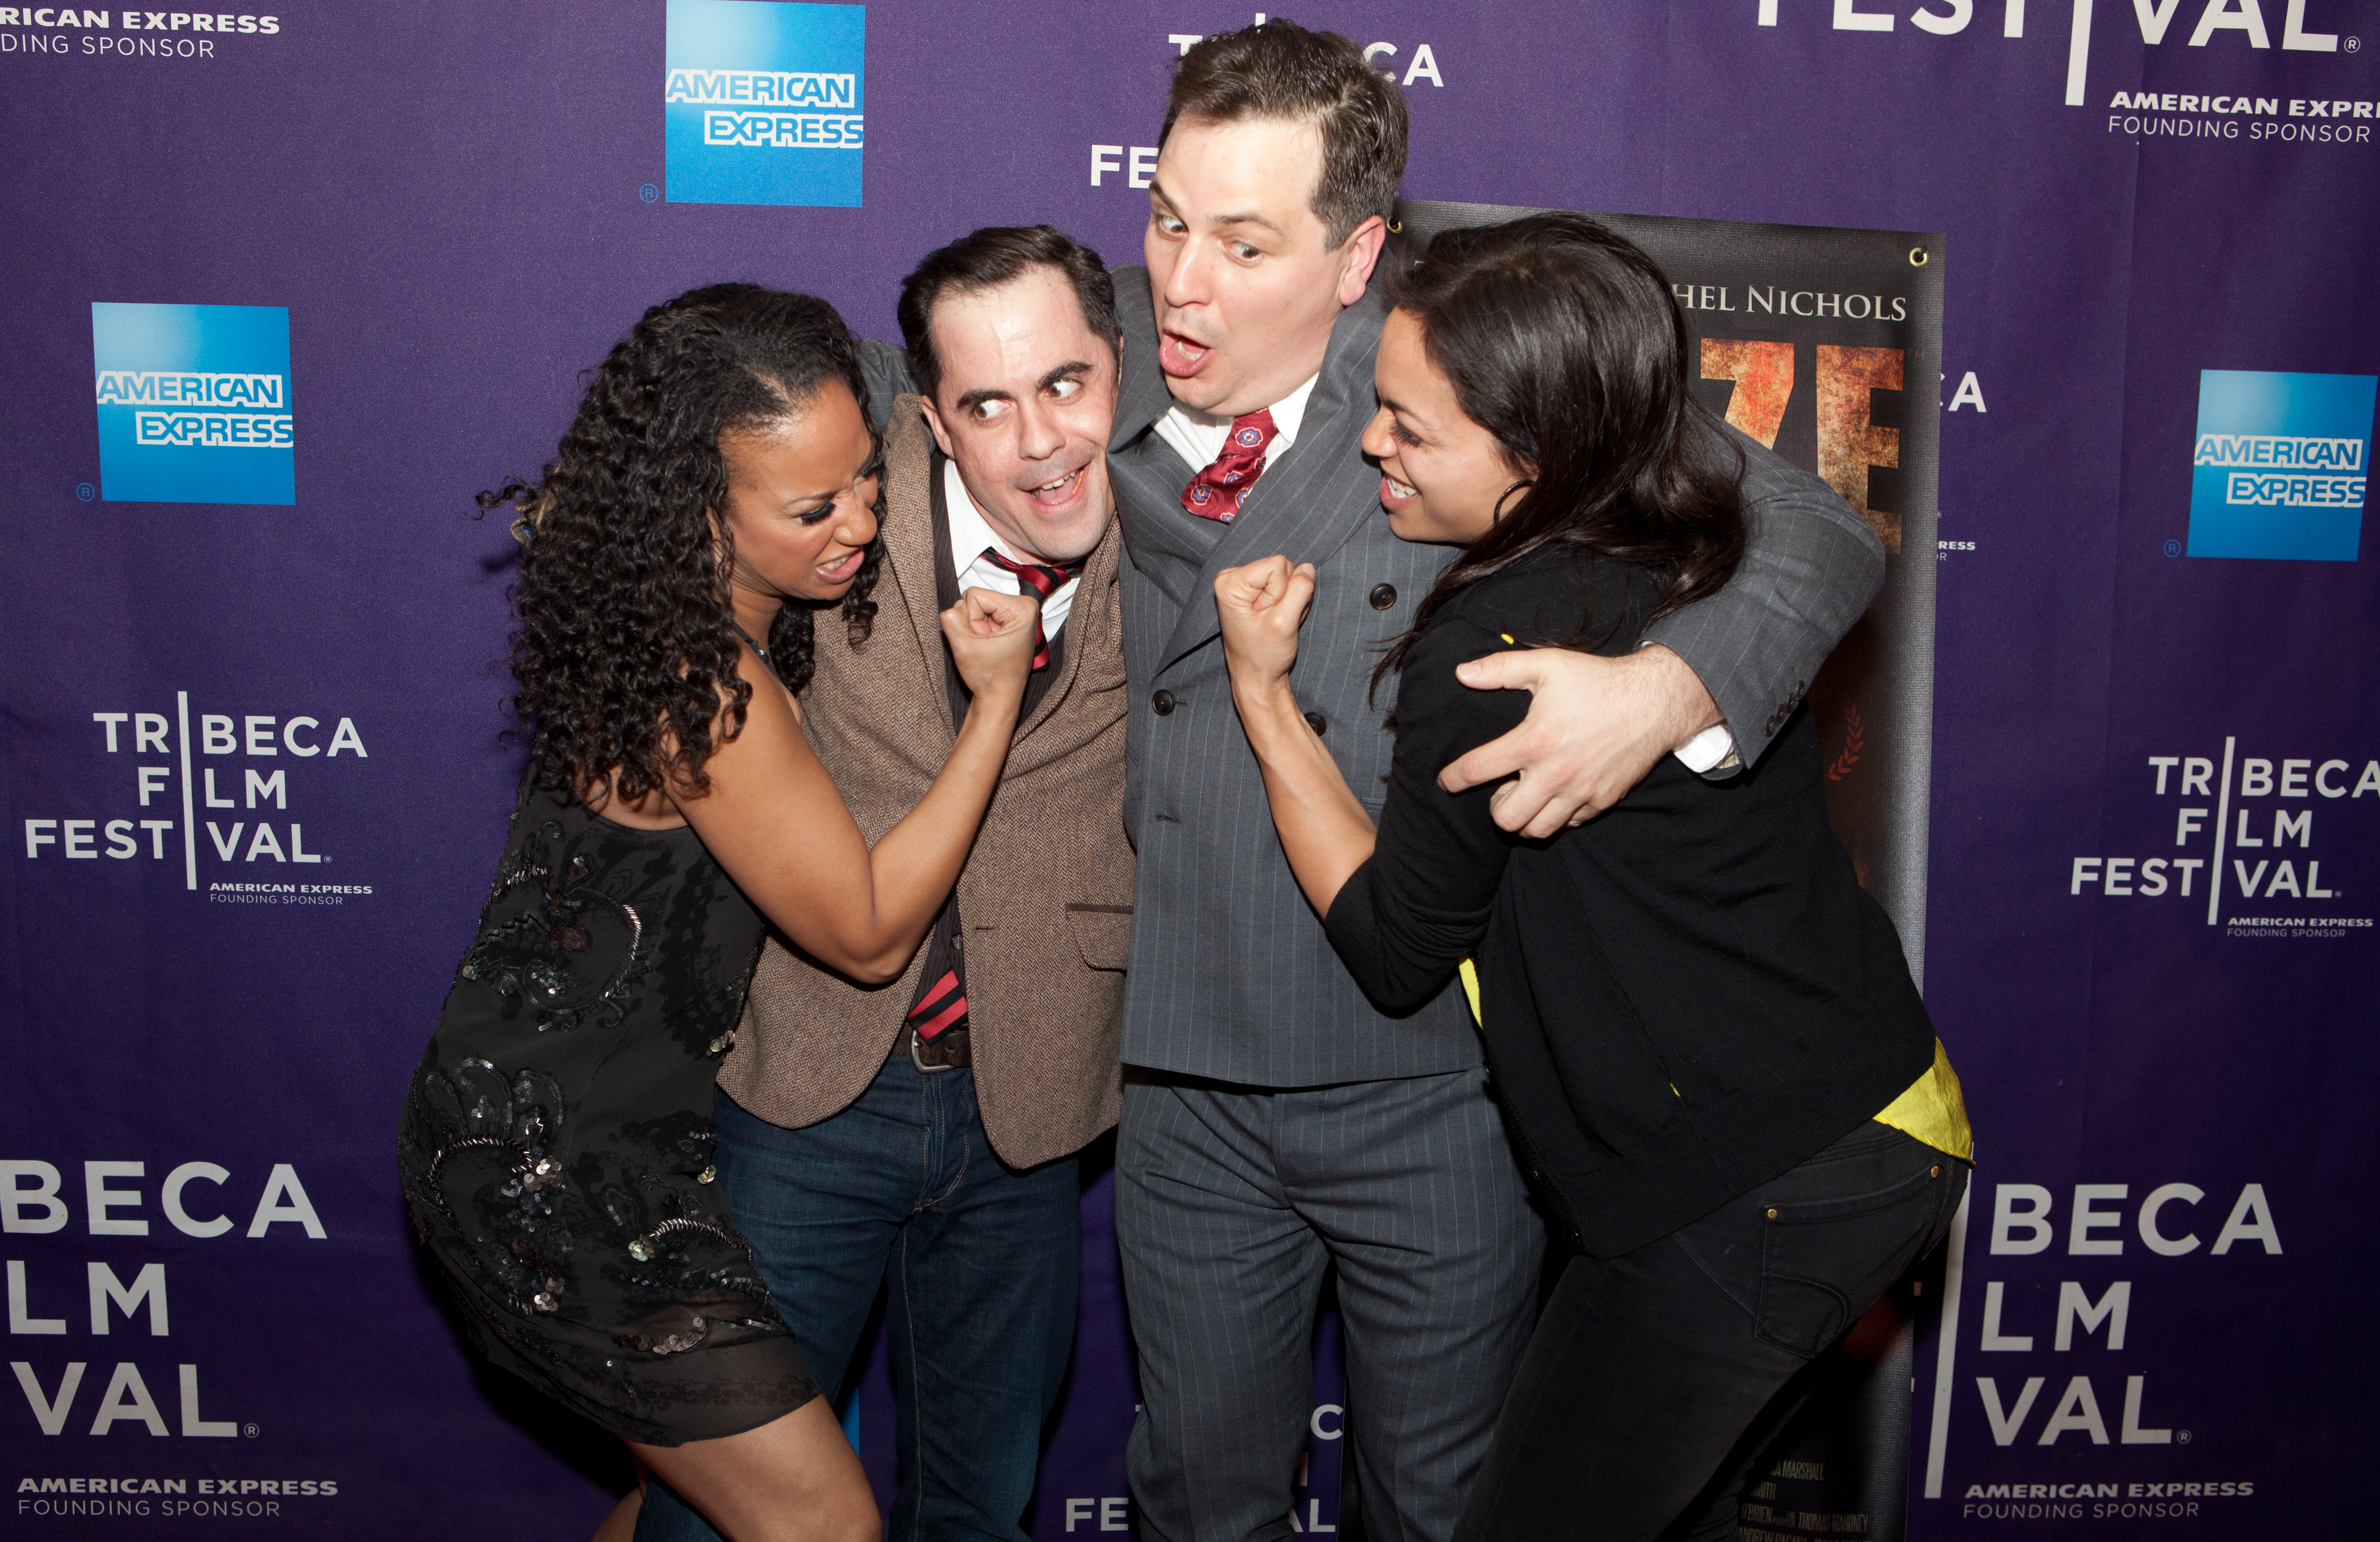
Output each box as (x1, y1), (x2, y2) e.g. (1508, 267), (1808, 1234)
(1909, 246), (1930, 266)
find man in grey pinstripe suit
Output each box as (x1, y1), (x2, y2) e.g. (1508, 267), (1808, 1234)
(1107, 24), (1887, 1542)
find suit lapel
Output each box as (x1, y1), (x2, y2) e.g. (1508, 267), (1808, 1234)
(877, 397), (956, 748)
(1010, 513), (1123, 761)
(1147, 282), (1391, 678)
(1109, 266), (1176, 454)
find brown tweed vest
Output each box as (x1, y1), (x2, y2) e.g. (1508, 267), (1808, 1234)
(716, 395), (1133, 1168)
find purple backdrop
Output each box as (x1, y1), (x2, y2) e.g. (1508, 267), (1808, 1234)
(4, 3), (2374, 1538)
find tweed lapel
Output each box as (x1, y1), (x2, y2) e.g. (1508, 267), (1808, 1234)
(1109, 266), (1177, 454)
(1009, 511), (1124, 765)
(1146, 280), (1391, 679)
(875, 397), (956, 749)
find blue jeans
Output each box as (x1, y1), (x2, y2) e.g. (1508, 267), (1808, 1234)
(635, 1056), (1082, 1542)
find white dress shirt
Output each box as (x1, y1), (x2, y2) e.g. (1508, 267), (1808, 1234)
(1151, 372), (1318, 491)
(941, 457), (1081, 641)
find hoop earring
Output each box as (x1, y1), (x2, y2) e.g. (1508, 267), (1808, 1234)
(1492, 480), (1533, 522)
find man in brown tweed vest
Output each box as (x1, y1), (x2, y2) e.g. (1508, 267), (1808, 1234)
(640, 227), (1131, 1542)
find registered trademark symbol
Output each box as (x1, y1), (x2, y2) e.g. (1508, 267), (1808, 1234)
(639, 183), (660, 204)
(2162, 538), (2182, 557)
(2345, 35), (2360, 52)
(2177, 1429), (2192, 1444)
(75, 482), (95, 502)
(243, 1423), (260, 1438)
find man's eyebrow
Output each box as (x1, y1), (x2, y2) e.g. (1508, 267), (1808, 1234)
(1147, 180), (1284, 238)
(1039, 360), (1096, 392)
(952, 385), (1014, 413)
(1210, 210), (1286, 238)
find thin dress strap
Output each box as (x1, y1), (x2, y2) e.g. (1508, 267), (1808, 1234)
(729, 618), (775, 674)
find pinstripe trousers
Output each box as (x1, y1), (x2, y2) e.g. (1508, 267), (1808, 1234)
(1116, 1066), (1545, 1542)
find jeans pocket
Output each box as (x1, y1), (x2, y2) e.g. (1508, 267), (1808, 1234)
(1753, 1148), (1947, 1358)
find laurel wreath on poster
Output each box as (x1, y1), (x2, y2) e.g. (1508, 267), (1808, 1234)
(1824, 703), (1863, 782)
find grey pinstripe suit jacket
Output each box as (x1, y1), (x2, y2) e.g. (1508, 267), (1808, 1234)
(1102, 265), (1885, 1089)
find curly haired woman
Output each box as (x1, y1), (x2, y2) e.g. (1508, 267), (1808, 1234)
(397, 285), (1039, 1542)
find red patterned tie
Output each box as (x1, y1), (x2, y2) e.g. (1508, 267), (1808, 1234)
(978, 548), (1084, 671)
(1180, 409), (1279, 524)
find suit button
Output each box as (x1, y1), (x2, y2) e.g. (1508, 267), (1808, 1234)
(1152, 690), (1176, 716)
(1303, 711), (1327, 736)
(1369, 583), (1398, 610)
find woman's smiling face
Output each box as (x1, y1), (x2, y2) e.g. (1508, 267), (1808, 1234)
(1359, 307), (1532, 546)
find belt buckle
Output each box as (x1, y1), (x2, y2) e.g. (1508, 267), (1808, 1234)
(908, 1028), (957, 1073)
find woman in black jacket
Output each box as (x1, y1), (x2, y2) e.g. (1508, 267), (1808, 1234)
(1212, 213), (1972, 1540)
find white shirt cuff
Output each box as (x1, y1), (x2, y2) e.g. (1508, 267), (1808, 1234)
(1673, 723), (1739, 774)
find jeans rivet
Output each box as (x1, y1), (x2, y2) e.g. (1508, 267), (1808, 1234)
(1931, 1165), (1942, 1178)
(1765, 1207), (1779, 1220)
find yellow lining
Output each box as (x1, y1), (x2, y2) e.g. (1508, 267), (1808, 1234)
(1457, 963), (1971, 1162)
(1875, 1038), (1974, 1162)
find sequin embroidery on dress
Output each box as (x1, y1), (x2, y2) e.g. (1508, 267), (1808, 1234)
(456, 818), (650, 1032)
(396, 784), (819, 1447)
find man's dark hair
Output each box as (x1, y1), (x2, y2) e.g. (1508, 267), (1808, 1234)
(1162, 19), (1408, 250)
(897, 225), (1117, 406)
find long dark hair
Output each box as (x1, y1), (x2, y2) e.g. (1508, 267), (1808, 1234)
(483, 283), (883, 802)
(1376, 213), (1745, 688)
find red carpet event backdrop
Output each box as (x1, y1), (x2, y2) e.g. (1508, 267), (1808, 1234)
(2, 3), (2372, 1538)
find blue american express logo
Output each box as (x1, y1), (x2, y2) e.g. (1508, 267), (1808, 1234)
(91, 303), (295, 504)
(664, 1), (866, 207)
(2186, 371), (2376, 561)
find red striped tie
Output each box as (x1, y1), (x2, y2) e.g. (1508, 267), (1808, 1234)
(905, 967), (968, 1043)
(978, 548), (1084, 671)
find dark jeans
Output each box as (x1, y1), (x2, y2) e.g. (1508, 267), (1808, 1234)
(635, 1056), (1081, 1542)
(1455, 1121), (1967, 1542)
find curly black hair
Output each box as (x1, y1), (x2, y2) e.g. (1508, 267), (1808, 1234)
(481, 283), (883, 803)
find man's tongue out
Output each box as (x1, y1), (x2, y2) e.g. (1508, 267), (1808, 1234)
(1158, 331), (1212, 378)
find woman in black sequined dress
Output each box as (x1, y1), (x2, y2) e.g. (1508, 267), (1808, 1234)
(398, 286), (1037, 1542)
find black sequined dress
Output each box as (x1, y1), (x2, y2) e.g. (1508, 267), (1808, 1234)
(398, 785), (818, 1447)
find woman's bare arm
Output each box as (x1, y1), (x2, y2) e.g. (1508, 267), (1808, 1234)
(668, 589), (1035, 983)
(1215, 557), (1378, 917)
